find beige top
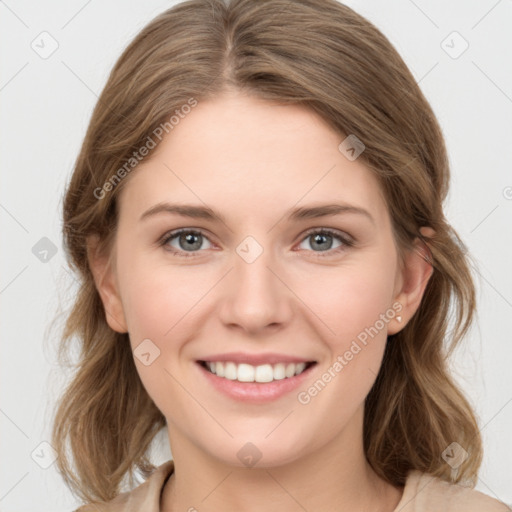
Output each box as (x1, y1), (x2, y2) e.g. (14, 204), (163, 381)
(75, 460), (510, 511)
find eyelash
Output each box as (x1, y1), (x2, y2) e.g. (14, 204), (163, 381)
(158, 227), (354, 259)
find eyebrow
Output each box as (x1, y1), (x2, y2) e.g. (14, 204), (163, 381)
(139, 202), (375, 225)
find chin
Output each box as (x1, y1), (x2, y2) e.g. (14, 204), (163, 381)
(204, 433), (308, 470)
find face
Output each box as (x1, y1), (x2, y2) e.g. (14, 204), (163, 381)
(92, 90), (430, 468)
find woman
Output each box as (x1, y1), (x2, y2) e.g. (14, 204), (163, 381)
(51, 0), (509, 510)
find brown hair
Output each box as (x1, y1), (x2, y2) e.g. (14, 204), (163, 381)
(51, 0), (483, 504)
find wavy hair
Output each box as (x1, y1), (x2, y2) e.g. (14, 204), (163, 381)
(51, 0), (483, 504)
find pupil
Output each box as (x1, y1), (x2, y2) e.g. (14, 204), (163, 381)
(312, 233), (332, 251)
(181, 233), (201, 251)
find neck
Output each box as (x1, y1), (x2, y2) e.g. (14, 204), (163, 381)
(160, 406), (403, 512)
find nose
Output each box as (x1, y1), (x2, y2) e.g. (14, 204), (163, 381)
(218, 243), (293, 335)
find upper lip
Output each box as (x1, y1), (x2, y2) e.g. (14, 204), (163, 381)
(198, 352), (316, 366)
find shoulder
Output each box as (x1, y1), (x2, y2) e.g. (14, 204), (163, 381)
(398, 469), (510, 512)
(73, 460), (175, 512)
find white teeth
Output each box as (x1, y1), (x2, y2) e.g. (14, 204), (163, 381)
(285, 363), (296, 378)
(215, 361), (225, 377)
(255, 364), (273, 383)
(204, 361), (312, 382)
(224, 362), (237, 380)
(294, 362), (306, 375)
(273, 363), (286, 380)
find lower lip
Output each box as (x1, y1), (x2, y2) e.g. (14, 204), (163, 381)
(196, 361), (317, 403)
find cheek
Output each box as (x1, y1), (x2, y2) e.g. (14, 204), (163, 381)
(301, 256), (397, 342)
(115, 254), (203, 414)
(294, 264), (396, 422)
(117, 243), (204, 341)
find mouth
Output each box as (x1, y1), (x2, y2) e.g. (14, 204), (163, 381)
(197, 360), (317, 383)
(196, 359), (318, 402)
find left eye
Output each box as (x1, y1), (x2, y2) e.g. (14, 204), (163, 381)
(159, 228), (353, 258)
(296, 228), (353, 256)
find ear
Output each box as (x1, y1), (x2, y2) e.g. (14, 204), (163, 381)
(86, 234), (128, 333)
(388, 227), (435, 335)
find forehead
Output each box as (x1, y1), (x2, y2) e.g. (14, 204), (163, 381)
(118, 92), (388, 226)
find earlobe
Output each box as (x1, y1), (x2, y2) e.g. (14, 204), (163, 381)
(388, 227), (435, 335)
(86, 235), (128, 333)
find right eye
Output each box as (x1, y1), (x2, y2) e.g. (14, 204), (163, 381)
(159, 228), (214, 257)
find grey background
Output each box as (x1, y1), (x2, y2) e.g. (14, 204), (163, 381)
(1, 0), (511, 510)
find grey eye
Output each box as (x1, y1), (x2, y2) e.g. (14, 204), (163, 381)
(298, 231), (343, 252)
(165, 230), (212, 252)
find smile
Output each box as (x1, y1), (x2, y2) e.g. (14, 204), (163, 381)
(199, 360), (316, 383)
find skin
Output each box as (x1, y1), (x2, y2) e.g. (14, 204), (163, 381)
(88, 89), (433, 512)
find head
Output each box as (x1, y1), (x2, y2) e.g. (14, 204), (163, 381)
(52, 0), (482, 503)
